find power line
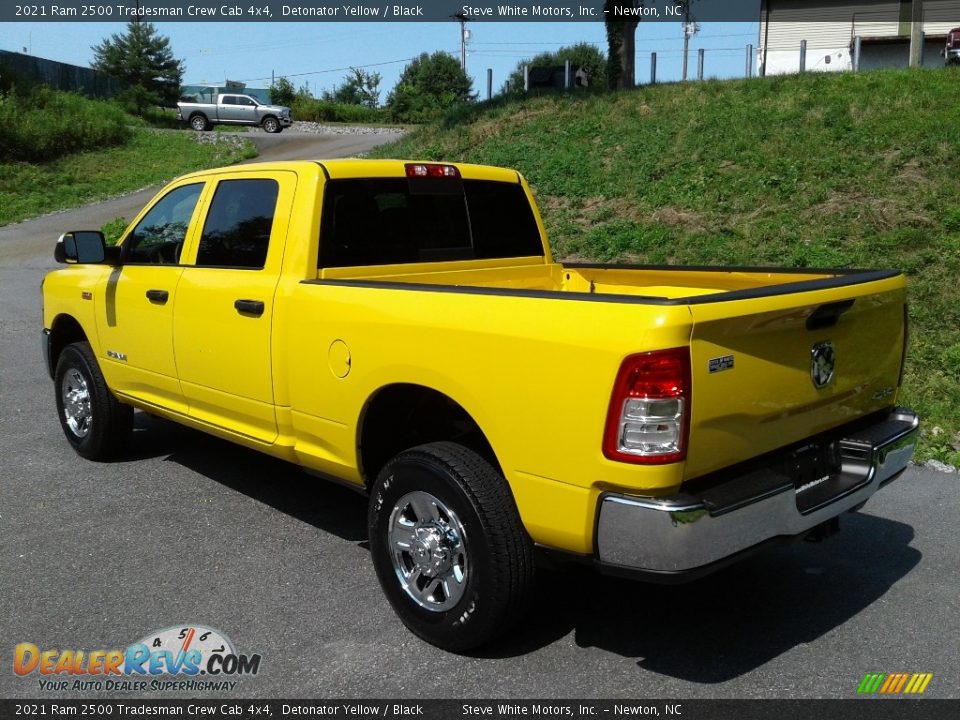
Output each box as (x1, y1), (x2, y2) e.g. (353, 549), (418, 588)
(187, 56), (425, 85)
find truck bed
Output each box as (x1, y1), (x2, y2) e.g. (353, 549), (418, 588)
(317, 258), (898, 304)
(309, 258), (906, 483)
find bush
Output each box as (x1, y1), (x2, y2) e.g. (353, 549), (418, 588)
(101, 216), (129, 246)
(136, 105), (182, 129)
(291, 97), (388, 124)
(387, 52), (472, 123)
(504, 43), (607, 95)
(0, 87), (130, 162)
(269, 77), (296, 106)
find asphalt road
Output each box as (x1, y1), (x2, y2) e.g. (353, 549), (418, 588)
(1, 129), (958, 701)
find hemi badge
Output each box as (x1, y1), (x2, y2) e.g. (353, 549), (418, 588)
(708, 355), (734, 373)
(81, 291), (93, 301)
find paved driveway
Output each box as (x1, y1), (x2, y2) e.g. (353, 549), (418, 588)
(0, 128), (956, 700)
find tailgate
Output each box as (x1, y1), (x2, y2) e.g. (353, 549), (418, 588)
(684, 273), (906, 480)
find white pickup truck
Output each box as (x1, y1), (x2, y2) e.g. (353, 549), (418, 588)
(177, 93), (293, 133)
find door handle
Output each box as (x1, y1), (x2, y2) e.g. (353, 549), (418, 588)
(146, 289), (169, 304)
(234, 299), (265, 317)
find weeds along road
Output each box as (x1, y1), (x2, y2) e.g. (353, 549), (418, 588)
(0, 127), (957, 699)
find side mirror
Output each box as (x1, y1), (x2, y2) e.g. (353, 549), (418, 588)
(55, 231), (107, 264)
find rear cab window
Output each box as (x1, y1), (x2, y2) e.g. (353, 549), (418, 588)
(319, 177), (543, 268)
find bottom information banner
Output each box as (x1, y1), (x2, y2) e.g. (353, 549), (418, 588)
(1, 699), (957, 720)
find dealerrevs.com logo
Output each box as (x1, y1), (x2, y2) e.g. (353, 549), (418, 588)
(14, 625), (262, 692)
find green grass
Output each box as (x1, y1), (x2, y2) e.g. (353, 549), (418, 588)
(0, 128), (256, 226)
(372, 68), (960, 465)
(0, 88), (129, 162)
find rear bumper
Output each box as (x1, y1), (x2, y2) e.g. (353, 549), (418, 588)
(595, 408), (919, 576)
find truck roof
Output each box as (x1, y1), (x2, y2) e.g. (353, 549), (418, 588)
(174, 159), (522, 184)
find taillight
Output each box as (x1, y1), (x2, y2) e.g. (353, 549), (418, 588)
(405, 163), (461, 178)
(603, 348), (691, 464)
(898, 303), (909, 387)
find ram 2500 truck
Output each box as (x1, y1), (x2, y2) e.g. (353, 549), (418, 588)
(42, 160), (919, 651)
(177, 93), (292, 133)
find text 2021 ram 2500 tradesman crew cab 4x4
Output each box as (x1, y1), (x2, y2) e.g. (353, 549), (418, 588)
(42, 160), (919, 651)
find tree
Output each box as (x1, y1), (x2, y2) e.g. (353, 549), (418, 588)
(269, 76), (296, 106)
(505, 43), (606, 95)
(323, 68), (381, 108)
(604, 1), (641, 89)
(91, 20), (184, 114)
(605, 1), (695, 89)
(387, 52), (472, 123)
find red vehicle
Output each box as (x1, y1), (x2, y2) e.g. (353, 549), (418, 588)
(945, 27), (960, 65)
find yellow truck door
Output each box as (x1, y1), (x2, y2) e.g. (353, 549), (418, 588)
(172, 171), (295, 444)
(96, 181), (207, 413)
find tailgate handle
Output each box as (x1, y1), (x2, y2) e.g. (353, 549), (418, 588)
(807, 300), (854, 331)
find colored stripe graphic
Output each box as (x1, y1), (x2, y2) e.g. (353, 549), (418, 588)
(905, 674), (933, 694)
(857, 672), (932, 694)
(857, 673), (886, 694)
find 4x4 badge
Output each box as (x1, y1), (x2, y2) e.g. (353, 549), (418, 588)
(811, 341), (836, 389)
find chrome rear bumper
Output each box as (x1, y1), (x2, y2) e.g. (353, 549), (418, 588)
(595, 408), (919, 575)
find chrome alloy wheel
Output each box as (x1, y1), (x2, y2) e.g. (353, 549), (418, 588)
(61, 368), (92, 438)
(388, 490), (468, 612)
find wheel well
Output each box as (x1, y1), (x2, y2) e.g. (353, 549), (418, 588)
(359, 384), (500, 487)
(49, 315), (87, 376)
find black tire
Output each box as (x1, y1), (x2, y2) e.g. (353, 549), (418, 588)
(189, 114), (210, 132)
(54, 342), (133, 461)
(368, 441), (534, 652)
(262, 116), (280, 134)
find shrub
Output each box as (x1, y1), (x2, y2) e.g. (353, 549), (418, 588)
(0, 87), (130, 162)
(291, 98), (388, 124)
(387, 52), (472, 123)
(101, 216), (129, 246)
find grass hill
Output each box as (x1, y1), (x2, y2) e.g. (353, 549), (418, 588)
(371, 68), (960, 465)
(0, 88), (256, 226)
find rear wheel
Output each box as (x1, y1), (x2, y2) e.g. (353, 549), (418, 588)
(368, 442), (534, 652)
(189, 114), (210, 132)
(54, 342), (132, 460)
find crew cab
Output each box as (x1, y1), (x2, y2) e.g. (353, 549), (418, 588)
(177, 93), (292, 133)
(42, 160), (919, 651)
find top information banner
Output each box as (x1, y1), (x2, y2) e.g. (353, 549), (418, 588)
(5, 0), (936, 24)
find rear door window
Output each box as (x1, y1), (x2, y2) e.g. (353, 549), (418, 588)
(195, 179), (280, 269)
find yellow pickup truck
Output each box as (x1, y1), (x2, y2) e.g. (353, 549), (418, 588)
(42, 160), (918, 651)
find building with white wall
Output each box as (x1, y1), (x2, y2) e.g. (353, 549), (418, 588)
(759, 0), (959, 74)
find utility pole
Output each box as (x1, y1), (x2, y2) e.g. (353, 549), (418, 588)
(681, 5), (699, 82)
(452, 12), (472, 72)
(909, 0), (924, 67)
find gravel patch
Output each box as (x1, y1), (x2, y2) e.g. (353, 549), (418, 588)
(249, 121), (407, 136)
(924, 459), (957, 473)
(190, 131), (251, 150)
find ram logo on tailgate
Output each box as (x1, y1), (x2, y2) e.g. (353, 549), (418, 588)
(810, 341), (836, 388)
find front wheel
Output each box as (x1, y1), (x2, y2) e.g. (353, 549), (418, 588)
(368, 442), (534, 652)
(54, 342), (132, 460)
(262, 116), (281, 133)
